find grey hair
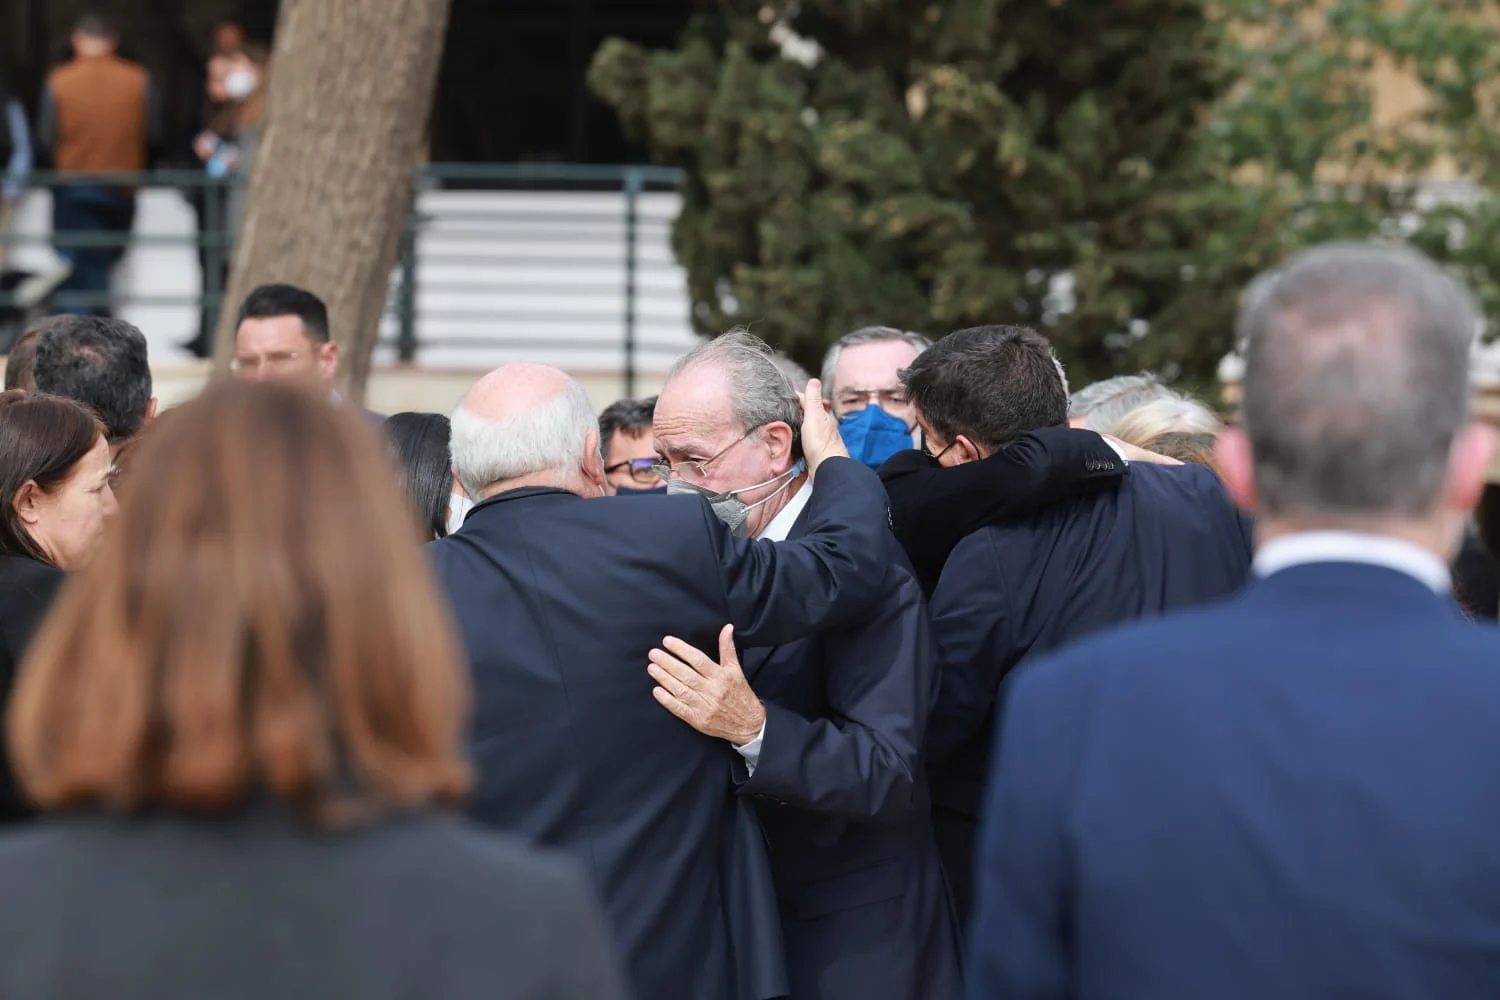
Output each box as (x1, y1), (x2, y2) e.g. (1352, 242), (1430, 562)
(1067, 373), (1181, 431)
(1108, 397), (1222, 447)
(1239, 241), (1477, 520)
(669, 329), (802, 438)
(820, 326), (932, 399)
(771, 352), (812, 392)
(449, 377), (598, 497)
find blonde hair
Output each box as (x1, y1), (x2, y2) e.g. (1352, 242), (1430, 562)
(1108, 397), (1222, 449)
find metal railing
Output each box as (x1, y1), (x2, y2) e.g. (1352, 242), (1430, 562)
(0, 164), (688, 397)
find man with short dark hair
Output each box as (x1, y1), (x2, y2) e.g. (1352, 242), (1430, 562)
(598, 396), (658, 493)
(32, 314), (155, 453)
(967, 244), (1500, 1000)
(912, 324), (1250, 926)
(233, 283), (337, 385)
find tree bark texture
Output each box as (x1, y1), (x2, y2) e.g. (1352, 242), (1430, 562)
(212, 0), (451, 398)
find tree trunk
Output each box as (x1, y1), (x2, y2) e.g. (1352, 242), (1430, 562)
(212, 0), (451, 400)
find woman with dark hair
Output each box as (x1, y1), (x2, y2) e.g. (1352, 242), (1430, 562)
(0, 381), (623, 1000)
(384, 411), (464, 539)
(0, 389), (114, 821)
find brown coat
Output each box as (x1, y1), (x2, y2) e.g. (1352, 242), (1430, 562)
(46, 54), (150, 173)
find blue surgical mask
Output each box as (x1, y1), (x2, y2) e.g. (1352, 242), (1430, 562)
(839, 406), (914, 468)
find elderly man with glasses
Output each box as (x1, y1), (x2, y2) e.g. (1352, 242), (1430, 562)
(649, 328), (964, 1000)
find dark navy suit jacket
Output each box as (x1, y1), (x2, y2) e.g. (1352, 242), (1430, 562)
(429, 457), (892, 1000)
(928, 463), (1252, 919)
(735, 488), (962, 1000)
(969, 560), (1500, 1000)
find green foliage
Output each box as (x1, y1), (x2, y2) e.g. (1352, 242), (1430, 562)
(591, 0), (1500, 382)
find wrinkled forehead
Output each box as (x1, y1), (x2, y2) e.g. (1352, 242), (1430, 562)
(834, 340), (922, 392)
(653, 368), (741, 450)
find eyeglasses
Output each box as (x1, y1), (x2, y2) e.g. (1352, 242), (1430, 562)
(653, 429), (756, 485)
(606, 457), (659, 486)
(230, 350), (304, 374)
(838, 388), (908, 410)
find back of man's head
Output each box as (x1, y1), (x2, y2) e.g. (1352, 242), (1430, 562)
(1235, 242), (1477, 522)
(1068, 373), (1179, 432)
(901, 325), (1069, 452)
(33, 315), (152, 442)
(450, 363), (599, 498)
(237, 283), (331, 343)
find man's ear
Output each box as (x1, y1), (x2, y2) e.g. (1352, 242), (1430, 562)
(1446, 421), (1496, 515)
(761, 421), (796, 473)
(1215, 426), (1258, 513)
(947, 435), (984, 466)
(319, 341), (340, 380)
(582, 430), (607, 490)
(13, 480), (42, 526)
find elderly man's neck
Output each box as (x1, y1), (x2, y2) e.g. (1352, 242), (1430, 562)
(477, 470), (593, 500)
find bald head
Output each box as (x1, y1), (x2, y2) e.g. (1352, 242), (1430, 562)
(461, 363), (574, 423)
(451, 364), (603, 498)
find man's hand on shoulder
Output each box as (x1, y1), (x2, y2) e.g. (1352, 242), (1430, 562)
(647, 625), (766, 745)
(1102, 435), (1182, 466)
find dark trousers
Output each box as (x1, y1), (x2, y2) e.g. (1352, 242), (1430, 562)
(182, 181), (229, 355)
(52, 185), (137, 318)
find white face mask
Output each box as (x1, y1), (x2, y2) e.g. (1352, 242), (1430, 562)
(224, 67), (258, 101)
(445, 492), (474, 537)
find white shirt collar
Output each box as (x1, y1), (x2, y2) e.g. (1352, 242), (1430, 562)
(756, 479), (812, 542)
(1254, 530), (1450, 593)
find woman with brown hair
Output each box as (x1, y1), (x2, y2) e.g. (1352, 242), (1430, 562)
(0, 381), (624, 1000)
(0, 389), (115, 822)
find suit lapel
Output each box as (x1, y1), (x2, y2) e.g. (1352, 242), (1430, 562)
(740, 510), (816, 681)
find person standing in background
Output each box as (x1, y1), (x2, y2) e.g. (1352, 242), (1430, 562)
(0, 65), (30, 253)
(36, 13), (162, 318)
(821, 326), (931, 468)
(180, 22), (247, 358)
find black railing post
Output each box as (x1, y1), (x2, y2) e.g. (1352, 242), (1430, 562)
(204, 174), (225, 336)
(396, 188), (419, 363)
(623, 167), (642, 399)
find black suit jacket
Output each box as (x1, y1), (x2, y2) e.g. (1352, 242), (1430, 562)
(927, 463), (1252, 919)
(429, 457), (893, 1000)
(879, 428), (1126, 595)
(0, 557), (64, 823)
(734, 490), (962, 1000)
